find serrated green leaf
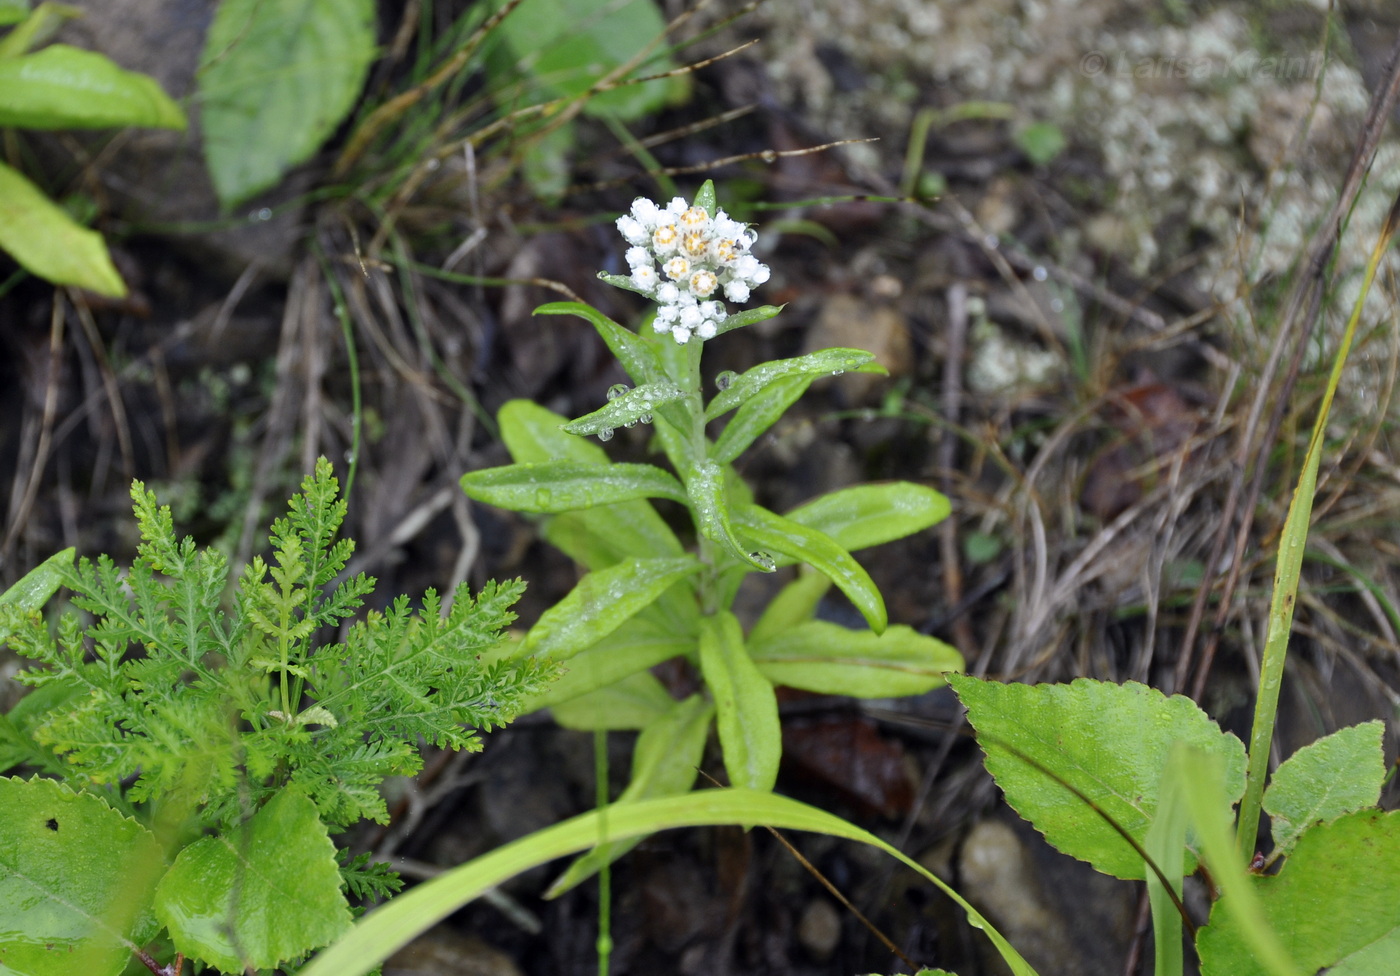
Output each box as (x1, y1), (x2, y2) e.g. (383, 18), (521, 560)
(0, 776), (164, 976)
(547, 693), (714, 895)
(155, 787), (351, 972)
(528, 614), (693, 710)
(786, 482), (952, 552)
(705, 348), (879, 420)
(950, 675), (1247, 880)
(749, 621), (960, 696)
(699, 611), (778, 791)
(534, 301), (668, 387)
(0, 44), (185, 128)
(198, 0), (375, 206)
(522, 556), (701, 661)
(0, 160), (126, 296)
(461, 460), (687, 513)
(710, 374), (813, 465)
(735, 504), (886, 633)
(1263, 720), (1384, 858)
(1197, 810), (1400, 976)
(548, 669), (675, 730)
(562, 381), (687, 436)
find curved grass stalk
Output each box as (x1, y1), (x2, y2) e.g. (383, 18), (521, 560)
(1235, 192), (1400, 858)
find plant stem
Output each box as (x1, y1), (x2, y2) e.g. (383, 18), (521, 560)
(594, 728), (612, 976)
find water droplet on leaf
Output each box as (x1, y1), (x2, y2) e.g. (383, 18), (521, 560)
(598, 428), (615, 442)
(715, 370), (737, 391)
(749, 551), (776, 572)
(607, 384), (630, 400)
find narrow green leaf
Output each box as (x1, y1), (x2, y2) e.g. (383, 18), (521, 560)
(528, 615), (693, 710)
(535, 301), (667, 387)
(499, 398), (609, 463)
(1262, 720), (1385, 859)
(0, 776), (164, 976)
(698, 611), (779, 792)
(1198, 810), (1400, 976)
(1146, 752), (1189, 976)
(693, 179), (716, 215)
(687, 460), (771, 571)
(749, 621), (960, 696)
(0, 0), (29, 29)
(710, 303), (785, 341)
(950, 675), (1247, 880)
(548, 670), (676, 730)
(0, 44), (185, 128)
(735, 504), (886, 633)
(747, 569), (831, 644)
(521, 556), (701, 661)
(786, 482), (952, 552)
(561, 381), (687, 437)
(0, 160), (126, 296)
(298, 790), (1040, 976)
(0, 3), (79, 58)
(547, 694), (715, 895)
(461, 460), (687, 513)
(155, 788), (351, 972)
(711, 374), (814, 465)
(199, 0), (376, 206)
(0, 546), (73, 615)
(705, 348), (879, 420)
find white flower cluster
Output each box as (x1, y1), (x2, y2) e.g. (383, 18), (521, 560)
(615, 195), (770, 343)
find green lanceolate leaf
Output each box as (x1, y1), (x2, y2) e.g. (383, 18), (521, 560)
(950, 675), (1247, 880)
(461, 460), (687, 513)
(0, 160), (127, 296)
(547, 693), (714, 895)
(693, 179), (717, 215)
(0, 44), (185, 128)
(710, 373), (813, 465)
(749, 621), (961, 697)
(1197, 810), (1400, 976)
(0, 0), (29, 29)
(500, 397), (610, 463)
(699, 611), (779, 792)
(0, 3), (80, 59)
(735, 504), (887, 633)
(548, 669), (676, 730)
(155, 787), (351, 972)
(748, 570), (831, 644)
(535, 302), (667, 387)
(562, 381), (687, 437)
(710, 303), (786, 341)
(1262, 720), (1385, 860)
(0, 547), (73, 637)
(786, 481), (952, 551)
(705, 348), (880, 420)
(199, 0), (376, 206)
(687, 460), (772, 571)
(528, 614), (693, 711)
(521, 556), (701, 661)
(0, 777), (164, 976)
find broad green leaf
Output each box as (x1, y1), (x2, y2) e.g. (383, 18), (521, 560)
(549, 669), (675, 730)
(298, 790), (1040, 976)
(705, 348), (880, 420)
(528, 615), (693, 710)
(710, 373), (813, 465)
(735, 504), (886, 633)
(155, 787), (351, 972)
(561, 381), (687, 437)
(1262, 720), (1384, 858)
(489, 0), (678, 120)
(0, 45), (185, 128)
(198, 0), (375, 206)
(547, 693), (714, 895)
(747, 569), (831, 644)
(0, 547), (73, 634)
(698, 611), (778, 791)
(0, 160), (126, 296)
(1197, 810), (1400, 976)
(950, 675), (1247, 880)
(521, 556), (700, 660)
(687, 459), (771, 571)
(534, 302), (667, 387)
(749, 621), (960, 696)
(0, 776), (164, 976)
(786, 482), (952, 552)
(460, 460), (686, 513)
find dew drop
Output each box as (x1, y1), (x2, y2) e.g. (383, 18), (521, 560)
(598, 428), (615, 442)
(831, 369), (845, 376)
(624, 418), (638, 428)
(1032, 265), (1048, 282)
(715, 370), (738, 391)
(639, 413), (653, 425)
(607, 383), (630, 400)
(534, 486), (554, 508)
(982, 233), (1000, 250)
(749, 551), (776, 572)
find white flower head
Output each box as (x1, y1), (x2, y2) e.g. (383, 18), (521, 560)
(608, 185), (770, 343)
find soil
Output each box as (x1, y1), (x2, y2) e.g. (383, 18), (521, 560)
(3, 2), (1400, 975)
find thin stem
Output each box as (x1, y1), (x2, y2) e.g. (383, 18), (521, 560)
(594, 728), (612, 976)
